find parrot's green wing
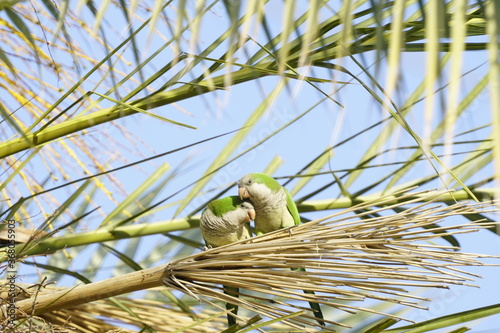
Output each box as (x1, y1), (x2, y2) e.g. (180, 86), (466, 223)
(284, 188), (301, 225)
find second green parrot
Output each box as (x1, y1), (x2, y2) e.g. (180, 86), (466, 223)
(238, 173), (325, 327)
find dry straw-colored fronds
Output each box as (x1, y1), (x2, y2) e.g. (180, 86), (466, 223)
(43, 298), (226, 333)
(1, 189), (497, 331)
(0, 282), (226, 333)
(163, 189), (498, 330)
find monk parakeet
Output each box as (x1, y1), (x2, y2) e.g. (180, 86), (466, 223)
(237, 173), (325, 327)
(237, 173), (300, 234)
(199, 196), (255, 327)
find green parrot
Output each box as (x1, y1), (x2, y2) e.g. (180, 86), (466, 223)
(237, 173), (325, 327)
(199, 196), (256, 327)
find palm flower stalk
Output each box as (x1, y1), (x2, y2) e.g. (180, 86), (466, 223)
(0, 282), (227, 333)
(163, 189), (498, 329)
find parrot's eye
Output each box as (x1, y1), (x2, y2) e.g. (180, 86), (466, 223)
(247, 179), (253, 184)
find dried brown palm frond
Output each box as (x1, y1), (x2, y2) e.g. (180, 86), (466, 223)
(163, 189), (499, 330)
(0, 282), (226, 333)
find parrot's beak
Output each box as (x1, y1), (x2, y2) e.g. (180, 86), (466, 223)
(238, 187), (250, 199)
(247, 209), (256, 221)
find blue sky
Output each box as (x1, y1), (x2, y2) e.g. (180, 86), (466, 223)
(3, 0), (500, 331)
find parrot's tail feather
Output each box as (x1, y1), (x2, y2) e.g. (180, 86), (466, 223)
(224, 285), (239, 327)
(304, 289), (326, 327)
(293, 267), (325, 326)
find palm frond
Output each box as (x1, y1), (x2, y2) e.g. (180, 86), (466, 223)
(1, 1), (500, 331)
(2, 189), (497, 331)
